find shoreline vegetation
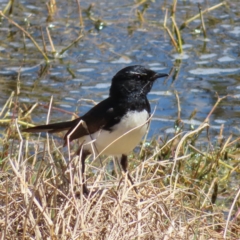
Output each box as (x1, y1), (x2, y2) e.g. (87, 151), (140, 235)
(1, 92), (239, 238)
(0, 0), (239, 238)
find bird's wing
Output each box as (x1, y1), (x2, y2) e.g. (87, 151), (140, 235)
(63, 97), (122, 145)
(23, 97), (122, 146)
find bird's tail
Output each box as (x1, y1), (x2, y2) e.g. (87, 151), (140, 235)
(22, 120), (75, 134)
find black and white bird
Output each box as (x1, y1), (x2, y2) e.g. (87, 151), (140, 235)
(23, 65), (168, 194)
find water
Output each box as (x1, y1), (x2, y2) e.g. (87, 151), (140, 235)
(0, 0), (240, 140)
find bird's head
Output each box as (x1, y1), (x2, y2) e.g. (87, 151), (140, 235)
(110, 65), (168, 98)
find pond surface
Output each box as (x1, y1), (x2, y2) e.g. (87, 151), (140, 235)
(0, 0), (240, 141)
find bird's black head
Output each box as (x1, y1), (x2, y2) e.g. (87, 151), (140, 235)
(109, 65), (168, 98)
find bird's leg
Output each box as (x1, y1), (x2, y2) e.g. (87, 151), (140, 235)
(78, 148), (90, 195)
(120, 154), (138, 194)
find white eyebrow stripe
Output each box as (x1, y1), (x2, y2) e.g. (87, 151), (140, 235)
(128, 71), (147, 75)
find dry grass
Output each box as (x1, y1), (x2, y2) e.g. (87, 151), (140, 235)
(0, 149), (229, 239)
(1, 99), (240, 239)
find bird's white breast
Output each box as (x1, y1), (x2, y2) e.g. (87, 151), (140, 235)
(79, 110), (149, 156)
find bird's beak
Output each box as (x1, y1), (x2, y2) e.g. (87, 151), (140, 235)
(153, 73), (169, 80)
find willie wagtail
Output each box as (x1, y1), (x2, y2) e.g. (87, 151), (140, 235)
(23, 65), (168, 194)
